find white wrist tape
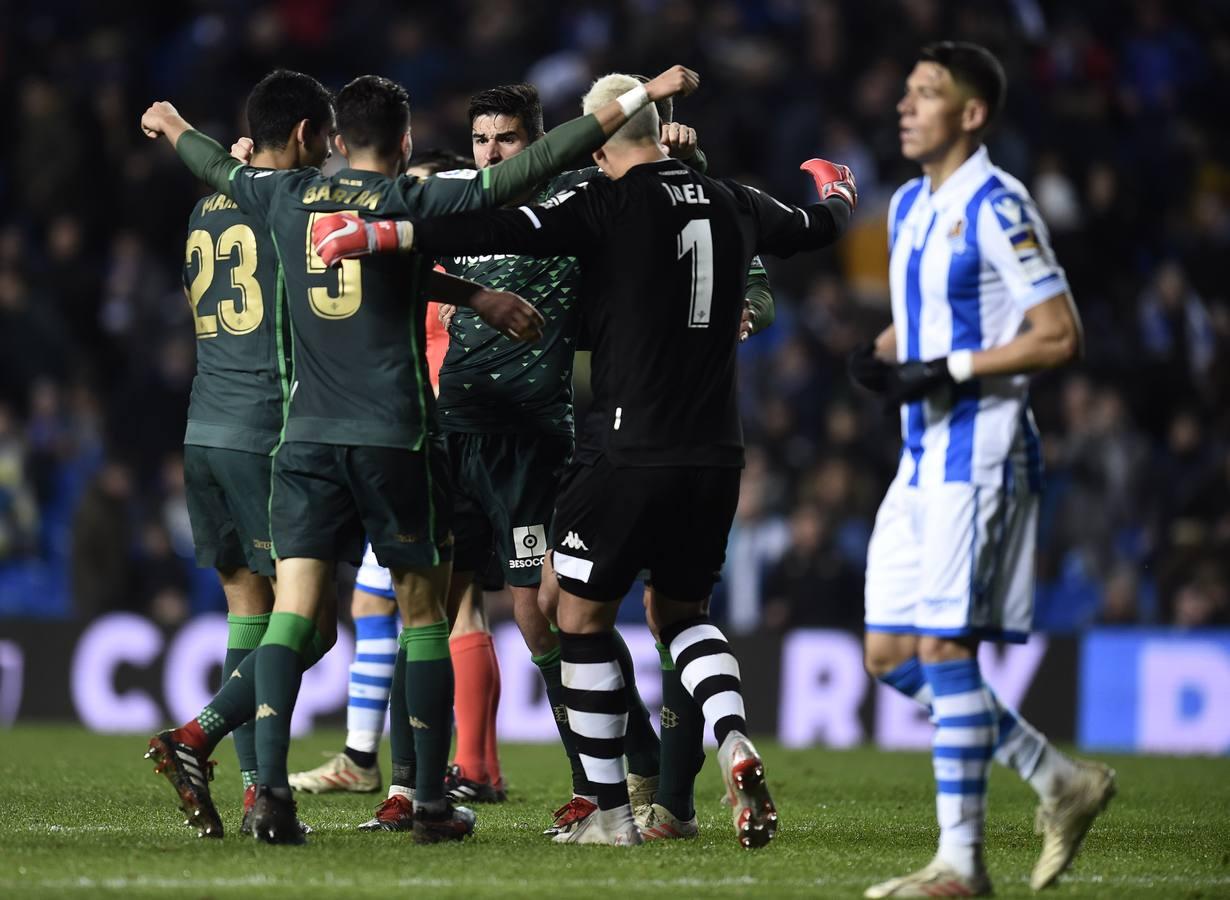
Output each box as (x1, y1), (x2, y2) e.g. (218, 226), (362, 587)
(947, 349), (975, 383)
(395, 220), (416, 251)
(616, 85), (650, 119)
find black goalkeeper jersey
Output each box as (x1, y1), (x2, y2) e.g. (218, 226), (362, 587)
(413, 158), (849, 467)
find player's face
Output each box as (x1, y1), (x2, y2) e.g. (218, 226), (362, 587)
(471, 114), (531, 169)
(897, 62), (967, 164)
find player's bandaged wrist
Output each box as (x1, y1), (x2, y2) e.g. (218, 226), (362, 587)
(394, 220), (415, 251)
(947, 349), (975, 383)
(616, 85), (650, 119)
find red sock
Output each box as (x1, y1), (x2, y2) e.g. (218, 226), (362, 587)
(450, 631), (495, 783)
(484, 638), (503, 788)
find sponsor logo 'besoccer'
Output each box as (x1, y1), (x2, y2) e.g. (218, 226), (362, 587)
(511, 524), (546, 565)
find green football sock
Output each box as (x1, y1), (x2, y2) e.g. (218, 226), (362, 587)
(654, 641), (705, 821)
(254, 611), (314, 788)
(225, 613), (270, 781)
(533, 644), (593, 796)
(401, 621), (453, 804)
(614, 627), (660, 777)
(389, 645), (416, 789)
(301, 627), (332, 668)
(196, 650), (257, 753)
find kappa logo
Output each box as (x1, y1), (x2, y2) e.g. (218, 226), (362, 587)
(560, 531), (588, 552)
(512, 524), (547, 559)
(255, 704), (278, 719)
(409, 716), (429, 729)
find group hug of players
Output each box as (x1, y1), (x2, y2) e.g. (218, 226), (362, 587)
(139, 38), (1113, 899)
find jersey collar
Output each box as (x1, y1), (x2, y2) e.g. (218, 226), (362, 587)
(923, 145), (991, 213)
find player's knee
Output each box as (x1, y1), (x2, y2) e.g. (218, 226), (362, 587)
(917, 635), (977, 664)
(863, 642), (911, 679)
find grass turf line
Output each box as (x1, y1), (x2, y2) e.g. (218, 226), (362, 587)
(0, 726), (1227, 898)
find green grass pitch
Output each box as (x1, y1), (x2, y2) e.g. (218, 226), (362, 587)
(1, 726), (1227, 898)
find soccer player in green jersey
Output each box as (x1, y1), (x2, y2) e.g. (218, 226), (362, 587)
(142, 69), (335, 840)
(141, 64), (699, 844)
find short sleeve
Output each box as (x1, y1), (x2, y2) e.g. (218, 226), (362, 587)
(977, 188), (1069, 312)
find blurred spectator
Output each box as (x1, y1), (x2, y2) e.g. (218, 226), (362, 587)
(70, 461), (134, 619)
(0, 1), (1227, 633)
(762, 503), (862, 631)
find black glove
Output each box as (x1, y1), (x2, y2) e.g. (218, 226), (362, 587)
(886, 357), (955, 404)
(848, 341), (893, 393)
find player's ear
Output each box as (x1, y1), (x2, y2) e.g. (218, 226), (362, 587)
(961, 97), (988, 135)
(593, 147), (606, 168)
(335, 132), (350, 160)
(294, 119), (310, 148)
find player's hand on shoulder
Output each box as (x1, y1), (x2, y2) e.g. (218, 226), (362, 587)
(662, 121), (698, 160)
(230, 137), (254, 163)
(438, 304), (457, 330)
(800, 159), (857, 210)
(140, 101), (179, 138)
(645, 65), (700, 101)
(469, 290), (544, 343)
(311, 213), (406, 267)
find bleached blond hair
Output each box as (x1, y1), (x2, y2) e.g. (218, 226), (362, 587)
(582, 73), (660, 146)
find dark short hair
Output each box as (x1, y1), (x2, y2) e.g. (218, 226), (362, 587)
(633, 74), (673, 124)
(468, 84), (544, 139)
(919, 41), (1007, 129)
(336, 75), (411, 157)
(246, 69), (334, 153)
(406, 148), (475, 176)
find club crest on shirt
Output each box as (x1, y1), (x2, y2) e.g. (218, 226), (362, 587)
(947, 217), (967, 254)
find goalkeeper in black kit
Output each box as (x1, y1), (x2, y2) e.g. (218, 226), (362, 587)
(311, 72), (857, 847)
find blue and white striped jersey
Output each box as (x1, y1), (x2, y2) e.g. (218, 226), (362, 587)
(887, 146), (1066, 490)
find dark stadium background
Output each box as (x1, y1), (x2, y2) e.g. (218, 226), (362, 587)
(0, 1), (1227, 752)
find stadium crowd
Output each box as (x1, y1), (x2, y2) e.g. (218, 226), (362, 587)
(0, 0), (1227, 632)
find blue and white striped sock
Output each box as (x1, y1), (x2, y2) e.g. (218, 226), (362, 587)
(880, 656), (1053, 793)
(880, 656), (935, 709)
(923, 658), (993, 878)
(345, 613), (400, 755)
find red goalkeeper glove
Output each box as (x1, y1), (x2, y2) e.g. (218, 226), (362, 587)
(800, 158), (857, 210)
(311, 212), (407, 267)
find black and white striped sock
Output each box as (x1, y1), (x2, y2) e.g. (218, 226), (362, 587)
(660, 616), (747, 746)
(559, 631), (629, 811)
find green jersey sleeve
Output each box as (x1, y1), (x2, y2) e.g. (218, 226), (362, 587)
(744, 256), (775, 333)
(176, 131), (245, 197)
(400, 113), (607, 216)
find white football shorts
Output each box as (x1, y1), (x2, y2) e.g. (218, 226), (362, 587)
(864, 466), (1038, 642)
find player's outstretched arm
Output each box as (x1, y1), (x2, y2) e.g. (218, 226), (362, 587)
(480, 64), (699, 206)
(312, 178), (607, 266)
(141, 102), (243, 196)
(743, 158), (856, 258)
(424, 270), (544, 342)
